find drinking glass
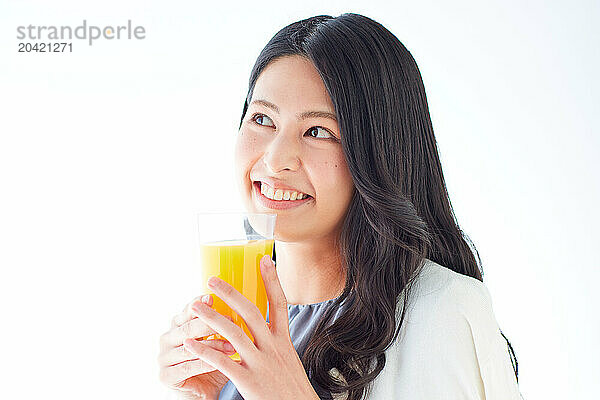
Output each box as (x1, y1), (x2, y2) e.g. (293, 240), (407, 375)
(197, 212), (276, 361)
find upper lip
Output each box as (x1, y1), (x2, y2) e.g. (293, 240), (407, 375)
(253, 177), (312, 197)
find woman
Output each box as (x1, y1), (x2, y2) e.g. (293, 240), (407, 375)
(158, 13), (522, 400)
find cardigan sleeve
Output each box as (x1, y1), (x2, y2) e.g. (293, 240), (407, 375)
(467, 283), (523, 400)
(328, 274), (523, 400)
(390, 276), (523, 399)
(329, 267), (522, 400)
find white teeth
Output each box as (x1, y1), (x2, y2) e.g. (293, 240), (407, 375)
(259, 182), (309, 201)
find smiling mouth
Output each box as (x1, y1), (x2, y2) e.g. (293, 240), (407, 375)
(252, 181), (314, 201)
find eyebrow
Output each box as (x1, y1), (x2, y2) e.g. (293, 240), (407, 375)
(250, 99), (337, 122)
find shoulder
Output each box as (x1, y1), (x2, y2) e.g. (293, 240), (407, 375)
(398, 258), (502, 364)
(405, 258), (494, 319)
(329, 259), (516, 400)
(358, 259), (520, 399)
(409, 258), (491, 301)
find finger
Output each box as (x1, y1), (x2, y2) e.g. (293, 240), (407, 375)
(161, 314), (232, 351)
(205, 276), (270, 347)
(260, 255), (289, 336)
(172, 295), (214, 328)
(158, 339), (236, 367)
(190, 301), (256, 357)
(183, 338), (242, 382)
(159, 357), (218, 388)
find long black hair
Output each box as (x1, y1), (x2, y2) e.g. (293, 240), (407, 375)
(239, 13), (519, 400)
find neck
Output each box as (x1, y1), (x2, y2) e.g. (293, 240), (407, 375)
(274, 238), (346, 305)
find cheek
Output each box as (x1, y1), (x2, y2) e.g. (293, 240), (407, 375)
(314, 153), (354, 202)
(325, 154), (352, 184)
(234, 130), (263, 192)
(235, 132), (256, 171)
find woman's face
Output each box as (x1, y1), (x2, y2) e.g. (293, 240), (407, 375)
(234, 55), (354, 242)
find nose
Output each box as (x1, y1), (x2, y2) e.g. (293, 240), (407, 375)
(262, 128), (302, 173)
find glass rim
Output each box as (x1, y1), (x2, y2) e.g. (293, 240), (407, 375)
(196, 211), (277, 242)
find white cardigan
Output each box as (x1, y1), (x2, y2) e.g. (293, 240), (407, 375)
(329, 258), (523, 400)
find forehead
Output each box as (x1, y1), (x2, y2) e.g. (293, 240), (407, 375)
(251, 55), (335, 112)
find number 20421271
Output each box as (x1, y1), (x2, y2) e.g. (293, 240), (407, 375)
(18, 42), (72, 52)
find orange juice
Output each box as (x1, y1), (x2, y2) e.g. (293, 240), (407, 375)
(199, 238), (274, 361)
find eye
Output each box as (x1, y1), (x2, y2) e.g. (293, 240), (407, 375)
(305, 126), (336, 140)
(250, 113), (274, 127)
(249, 113), (338, 141)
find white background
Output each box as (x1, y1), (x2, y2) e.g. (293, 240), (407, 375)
(0, 0), (598, 399)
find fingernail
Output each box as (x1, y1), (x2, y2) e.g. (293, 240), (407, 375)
(207, 276), (220, 288)
(202, 294), (211, 304)
(224, 342), (235, 352)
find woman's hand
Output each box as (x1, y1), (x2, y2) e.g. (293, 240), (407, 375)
(158, 294), (235, 399)
(182, 255), (320, 400)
